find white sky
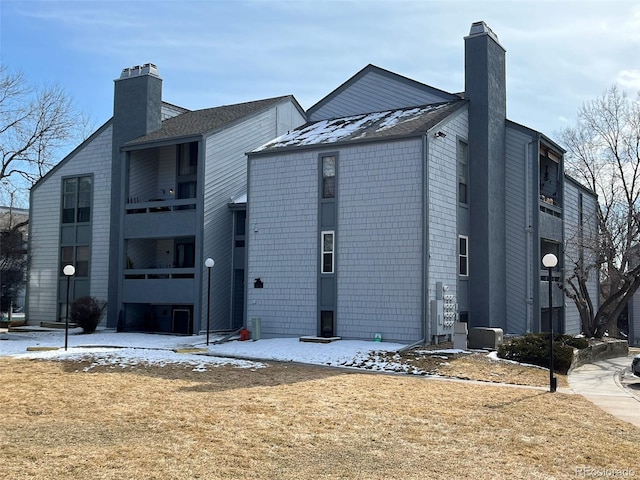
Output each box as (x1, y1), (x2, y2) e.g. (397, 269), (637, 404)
(1, 0), (639, 169)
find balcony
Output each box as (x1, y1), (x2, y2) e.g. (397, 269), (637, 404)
(122, 272), (195, 304)
(124, 267), (194, 280)
(124, 198), (197, 238)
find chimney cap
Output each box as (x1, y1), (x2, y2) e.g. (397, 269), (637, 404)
(466, 21), (501, 44)
(119, 63), (160, 79)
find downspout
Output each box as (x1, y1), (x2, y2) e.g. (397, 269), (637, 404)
(398, 133), (429, 353)
(525, 140), (534, 332)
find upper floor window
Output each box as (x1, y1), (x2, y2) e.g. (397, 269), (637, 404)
(62, 176), (92, 224)
(457, 140), (468, 205)
(459, 235), (469, 276)
(322, 156), (336, 199)
(178, 142), (198, 176)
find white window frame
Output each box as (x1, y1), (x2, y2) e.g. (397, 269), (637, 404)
(459, 235), (469, 277)
(321, 230), (335, 274)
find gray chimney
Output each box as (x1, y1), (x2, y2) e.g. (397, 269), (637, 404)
(113, 63), (162, 143)
(464, 22), (507, 329)
(107, 63), (162, 329)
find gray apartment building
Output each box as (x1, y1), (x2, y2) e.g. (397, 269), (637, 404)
(244, 21), (598, 343)
(26, 22), (599, 343)
(27, 64), (305, 334)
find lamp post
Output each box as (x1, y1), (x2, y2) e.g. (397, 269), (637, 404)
(62, 264), (76, 351)
(542, 253), (558, 393)
(204, 258), (215, 345)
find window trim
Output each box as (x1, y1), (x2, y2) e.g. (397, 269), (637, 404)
(321, 230), (335, 274)
(457, 138), (469, 206)
(459, 235), (469, 277)
(61, 175), (93, 224)
(321, 155), (336, 200)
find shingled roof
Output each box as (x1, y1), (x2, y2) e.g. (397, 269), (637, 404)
(125, 95), (295, 146)
(253, 100), (466, 153)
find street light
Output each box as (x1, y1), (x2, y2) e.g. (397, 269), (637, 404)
(204, 258), (215, 345)
(542, 253), (558, 393)
(62, 264), (76, 351)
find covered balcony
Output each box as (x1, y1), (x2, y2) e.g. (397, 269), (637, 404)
(125, 141), (198, 236)
(123, 237), (196, 304)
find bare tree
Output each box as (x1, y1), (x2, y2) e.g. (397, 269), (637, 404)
(0, 65), (86, 204)
(561, 85), (640, 337)
(0, 200), (28, 316)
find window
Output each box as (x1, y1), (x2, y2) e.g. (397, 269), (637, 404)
(322, 156), (336, 199)
(459, 235), (468, 276)
(175, 239), (195, 268)
(60, 245), (89, 277)
(178, 142), (198, 176)
(457, 140), (468, 205)
(62, 176), (92, 224)
(321, 231), (334, 274)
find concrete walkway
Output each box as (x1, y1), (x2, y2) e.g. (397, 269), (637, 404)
(568, 353), (640, 428)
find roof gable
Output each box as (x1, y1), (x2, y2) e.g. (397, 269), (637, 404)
(307, 65), (460, 122)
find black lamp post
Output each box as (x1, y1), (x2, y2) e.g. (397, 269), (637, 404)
(204, 258), (215, 345)
(542, 253), (558, 393)
(62, 264), (75, 351)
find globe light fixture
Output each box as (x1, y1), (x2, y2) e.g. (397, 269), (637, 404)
(542, 253), (558, 393)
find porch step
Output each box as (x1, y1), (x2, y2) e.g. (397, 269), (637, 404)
(40, 321), (78, 329)
(173, 347), (208, 354)
(299, 336), (342, 344)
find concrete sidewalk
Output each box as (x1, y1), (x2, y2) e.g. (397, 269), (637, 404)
(568, 354), (640, 428)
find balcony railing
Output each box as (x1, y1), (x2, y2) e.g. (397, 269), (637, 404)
(125, 198), (196, 214)
(124, 268), (195, 280)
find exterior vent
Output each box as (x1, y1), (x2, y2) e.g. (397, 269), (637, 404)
(120, 63), (159, 79)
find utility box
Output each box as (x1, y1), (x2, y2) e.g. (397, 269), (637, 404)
(431, 282), (457, 342)
(468, 327), (503, 350)
(453, 322), (468, 350)
(251, 317), (261, 341)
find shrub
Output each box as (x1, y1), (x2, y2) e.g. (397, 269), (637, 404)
(497, 333), (587, 374)
(70, 296), (106, 334)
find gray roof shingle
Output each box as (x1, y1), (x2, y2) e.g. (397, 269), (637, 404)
(254, 100), (466, 153)
(125, 95), (294, 146)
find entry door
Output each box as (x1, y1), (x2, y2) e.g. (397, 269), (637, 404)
(172, 308), (192, 334)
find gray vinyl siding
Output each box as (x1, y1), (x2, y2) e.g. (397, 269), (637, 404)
(338, 140), (424, 342)
(202, 101), (305, 332)
(247, 151), (318, 337)
(428, 111), (467, 328)
(505, 126), (536, 333)
(127, 146), (175, 202)
(309, 70), (454, 122)
(563, 179), (599, 335)
(28, 125), (113, 324)
(161, 103), (187, 121)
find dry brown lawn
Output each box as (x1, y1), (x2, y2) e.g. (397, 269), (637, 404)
(1, 356), (638, 480)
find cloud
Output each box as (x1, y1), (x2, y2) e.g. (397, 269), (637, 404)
(616, 70), (640, 90)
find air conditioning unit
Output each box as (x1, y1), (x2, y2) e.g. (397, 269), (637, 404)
(468, 327), (503, 350)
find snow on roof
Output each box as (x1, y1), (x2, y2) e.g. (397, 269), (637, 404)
(230, 193), (247, 204)
(254, 100), (464, 152)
